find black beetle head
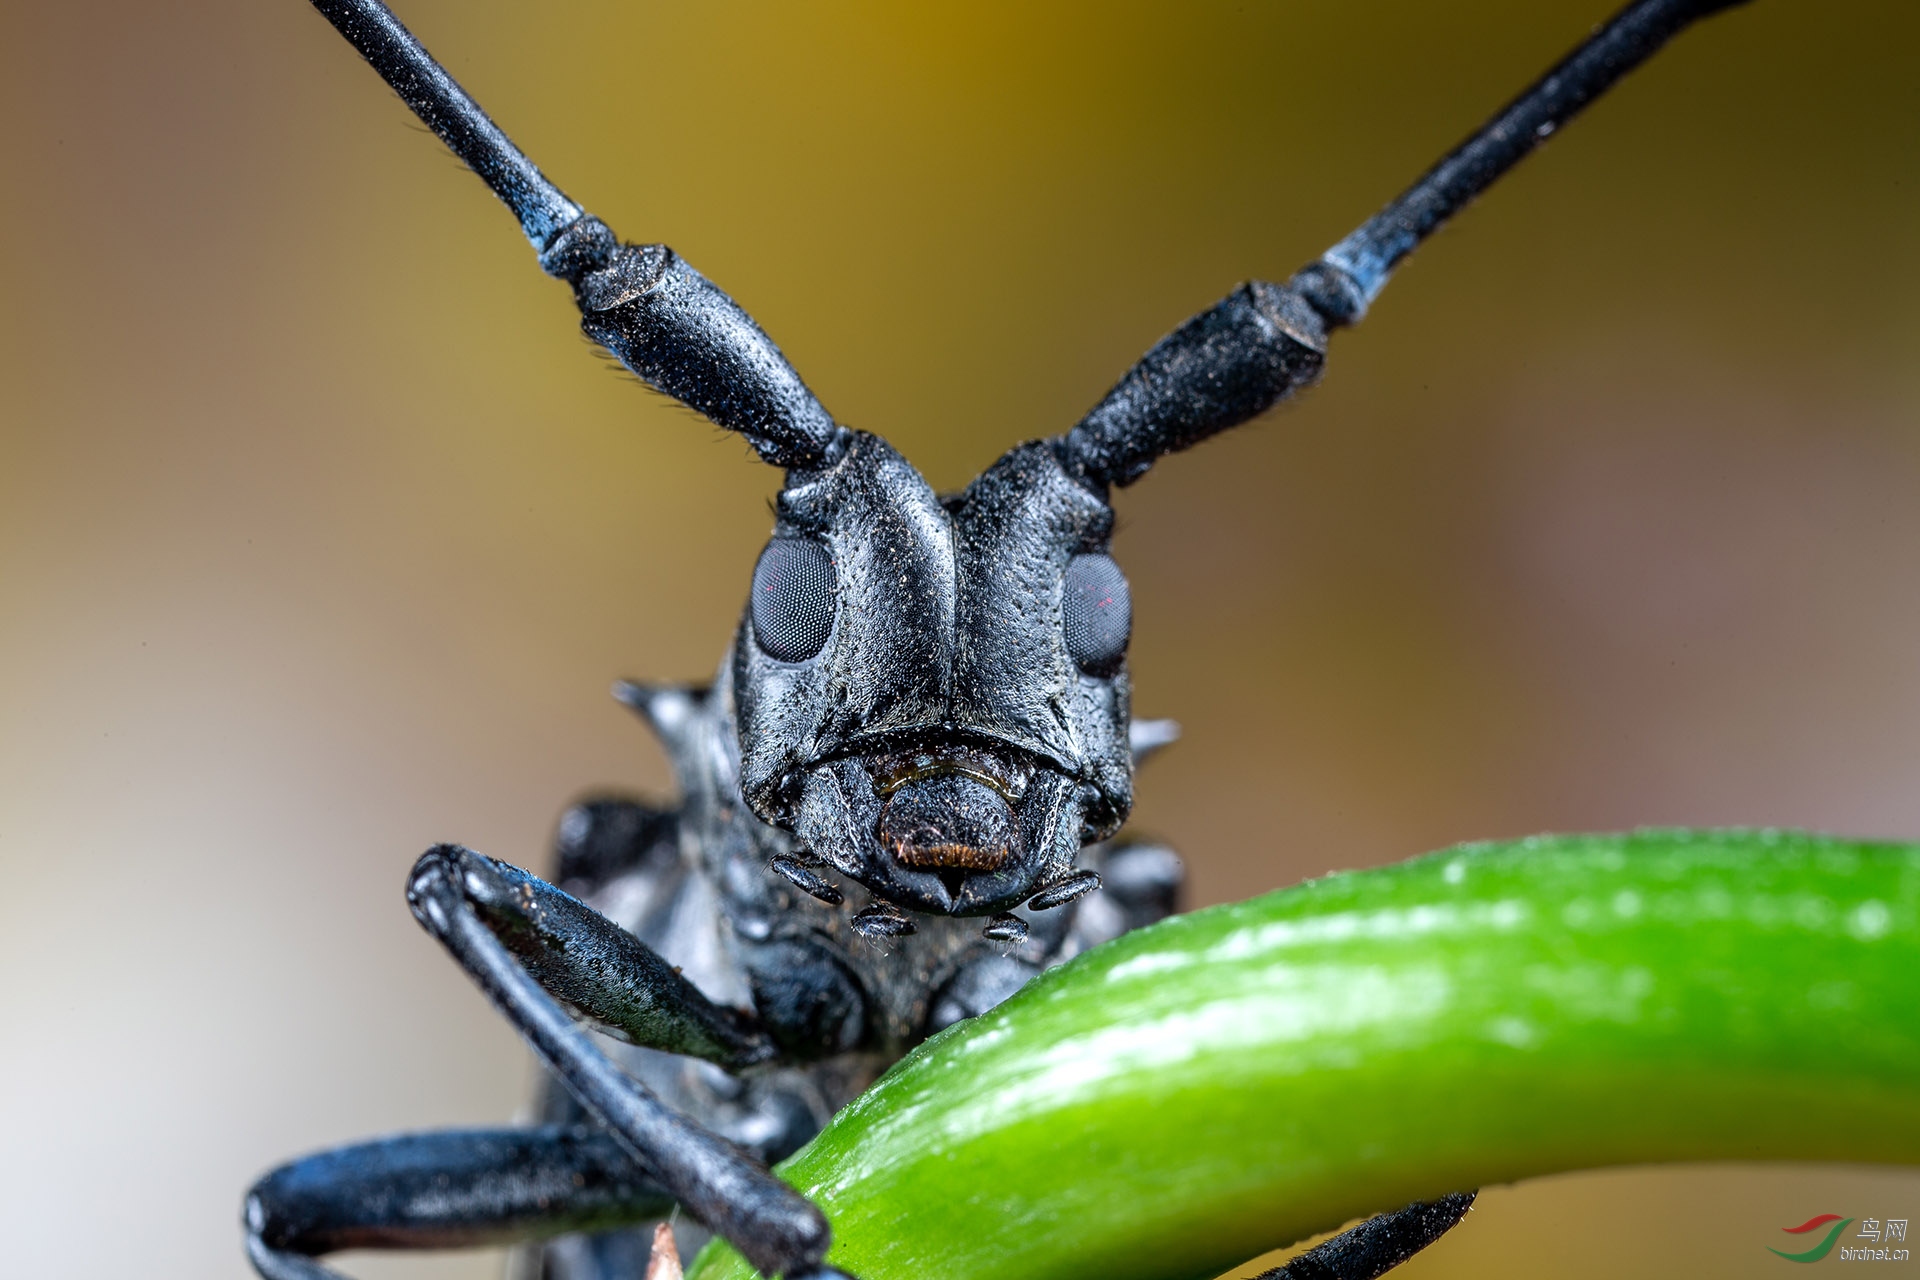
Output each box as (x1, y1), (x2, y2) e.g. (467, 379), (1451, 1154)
(728, 431), (1131, 916)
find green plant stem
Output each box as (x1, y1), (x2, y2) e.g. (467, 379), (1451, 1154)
(687, 830), (1920, 1280)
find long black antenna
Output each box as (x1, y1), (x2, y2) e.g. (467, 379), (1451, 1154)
(309, 0), (583, 253)
(1061, 0), (1753, 489)
(1300, 0), (1752, 325)
(305, 0), (848, 468)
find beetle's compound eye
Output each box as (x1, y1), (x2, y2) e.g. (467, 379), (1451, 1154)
(1062, 552), (1131, 676)
(751, 537), (837, 663)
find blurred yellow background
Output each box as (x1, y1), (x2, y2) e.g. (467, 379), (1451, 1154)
(3, 0), (1917, 1276)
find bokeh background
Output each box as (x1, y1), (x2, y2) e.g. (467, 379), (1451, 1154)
(4, 0), (1917, 1275)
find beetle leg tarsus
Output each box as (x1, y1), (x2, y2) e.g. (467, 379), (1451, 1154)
(1256, 1191), (1477, 1280)
(242, 1126), (670, 1280)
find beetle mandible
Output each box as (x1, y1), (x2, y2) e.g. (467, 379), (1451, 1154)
(245, 2), (1753, 1278)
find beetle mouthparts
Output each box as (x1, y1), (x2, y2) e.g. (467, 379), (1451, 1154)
(888, 841), (1010, 872)
(867, 744), (1031, 802)
(876, 772), (1019, 872)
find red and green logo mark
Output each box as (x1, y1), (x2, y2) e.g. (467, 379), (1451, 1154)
(1770, 1215), (1853, 1263)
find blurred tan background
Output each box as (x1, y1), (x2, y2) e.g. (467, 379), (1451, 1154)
(4, 0), (1918, 1275)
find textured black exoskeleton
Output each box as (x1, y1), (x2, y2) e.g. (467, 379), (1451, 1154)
(245, 2), (1752, 1277)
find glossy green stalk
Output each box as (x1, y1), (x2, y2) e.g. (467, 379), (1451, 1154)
(688, 831), (1920, 1280)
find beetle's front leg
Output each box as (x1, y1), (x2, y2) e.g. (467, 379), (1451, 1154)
(406, 844), (851, 1280)
(245, 1126), (670, 1280)
(1257, 1192), (1476, 1280)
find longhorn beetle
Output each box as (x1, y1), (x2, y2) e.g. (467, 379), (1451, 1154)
(245, 1), (1754, 1278)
